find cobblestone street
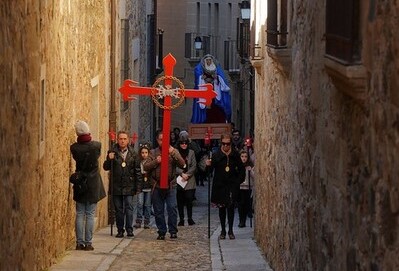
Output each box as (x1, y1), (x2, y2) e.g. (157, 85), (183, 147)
(108, 186), (219, 271)
(49, 184), (270, 271)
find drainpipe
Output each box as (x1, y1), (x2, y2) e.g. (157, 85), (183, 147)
(110, 0), (117, 133)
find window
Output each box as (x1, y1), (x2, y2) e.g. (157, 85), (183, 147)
(39, 65), (46, 159)
(266, 0), (288, 48)
(237, 17), (250, 59)
(224, 39), (239, 72)
(90, 77), (99, 140)
(324, 0), (366, 100)
(40, 79), (45, 143)
(325, 0), (360, 65)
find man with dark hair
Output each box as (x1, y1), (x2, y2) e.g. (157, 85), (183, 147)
(103, 131), (142, 238)
(144, 130), (186, 240)
(231, 129), (244, 152)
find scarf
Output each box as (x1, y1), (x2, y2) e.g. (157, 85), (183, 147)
(77, 134), (92, 143)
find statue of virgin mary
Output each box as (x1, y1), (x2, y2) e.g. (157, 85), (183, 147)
(191, 54), (231, 123)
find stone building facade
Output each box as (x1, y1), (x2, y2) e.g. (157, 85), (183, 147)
(251, 0), (399, 270)
(121, 0), (154, 142)
(0, 0), (150, 269)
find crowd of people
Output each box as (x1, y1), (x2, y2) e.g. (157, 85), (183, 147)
(70, 121), (255, 250)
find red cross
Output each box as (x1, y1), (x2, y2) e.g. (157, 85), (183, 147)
(131, 132), (138, 144)
(119, 53), (216, 188)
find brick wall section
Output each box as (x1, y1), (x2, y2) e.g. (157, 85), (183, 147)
(253, 1), (399, 270)
(0, 1), (111, 270)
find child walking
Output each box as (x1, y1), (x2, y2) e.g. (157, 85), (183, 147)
(238, 150), (254, 228)
(134, 142), (153, 229)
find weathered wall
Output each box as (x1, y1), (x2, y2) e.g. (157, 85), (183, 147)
(124, 0), (154, 141)
(253, 0), (399, 270)
(0, 1), (111, 270)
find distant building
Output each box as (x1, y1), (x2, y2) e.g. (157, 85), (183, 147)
(156, 0), (253, 136)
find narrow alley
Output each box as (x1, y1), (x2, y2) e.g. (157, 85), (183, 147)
(1, 1), (399, 271)
(49, 185), (271, 271)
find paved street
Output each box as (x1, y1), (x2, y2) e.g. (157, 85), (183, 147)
(107, 184), (218, 271)
(50, 184), (272, 271)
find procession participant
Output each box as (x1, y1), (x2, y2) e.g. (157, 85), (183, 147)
(103, 131), (142, 238)
(144, 130), (186, 240)
(206, 133), (245, 240)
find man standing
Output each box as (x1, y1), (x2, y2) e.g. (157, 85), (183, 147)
(144, 130), (186, 240)
(231, 129), (244, 152)
(103, 131), (142, 238)
(70, 120), (106, 250)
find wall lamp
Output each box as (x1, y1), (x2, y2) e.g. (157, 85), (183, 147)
(194, 36), (202, 50)
(240, 0), (251, 20)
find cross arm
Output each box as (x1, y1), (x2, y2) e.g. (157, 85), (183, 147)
(119, 80), (154, 101)
(184, 83), (216, 106)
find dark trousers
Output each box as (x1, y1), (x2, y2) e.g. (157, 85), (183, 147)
(177, 188), (195, 220)
(219, 205), (235, 233)
(238, 189), (252, 225)
(113, 195), (134, 232)
(152, 187), (178, 235)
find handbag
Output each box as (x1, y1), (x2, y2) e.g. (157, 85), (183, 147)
(70, 152), (89, 195)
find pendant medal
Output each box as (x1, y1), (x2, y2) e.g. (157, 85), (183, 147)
(121, 162), (126, 168)
(144, 176), (148, 182)
(225, 166), (230, 172)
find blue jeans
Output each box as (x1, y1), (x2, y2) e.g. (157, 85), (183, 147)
(75, 202), (97, 246)
(152, 187), (178, 235)
(136, 191), (152, 222)
(113, 195), (134, 232)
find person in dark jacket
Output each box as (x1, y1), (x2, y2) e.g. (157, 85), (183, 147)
(143, 130), (186, 240)
(231, 129), (244, 152)
(206, 133), (245, 240)
(176, 133), (197, 226)
(103, 131), (142, 238)
(70, 120), (106, 251)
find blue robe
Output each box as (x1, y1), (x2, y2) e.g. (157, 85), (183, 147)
(191, 63), (231, 123)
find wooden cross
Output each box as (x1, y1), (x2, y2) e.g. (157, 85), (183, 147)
(119, 53), (216, 188)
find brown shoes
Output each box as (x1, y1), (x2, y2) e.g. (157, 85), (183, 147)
(76, 244), (85, 250)
(76, 244), (94, 251)
(84, 244), (94, 251)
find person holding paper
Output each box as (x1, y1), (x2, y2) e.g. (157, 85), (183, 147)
(176, 133), (197, 226)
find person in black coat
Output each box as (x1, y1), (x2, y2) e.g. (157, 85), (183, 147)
(70, 120), (106, 251)
(206, 133), (245, 240)
(103, 131), (142, 238)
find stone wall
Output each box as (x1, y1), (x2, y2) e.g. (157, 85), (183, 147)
(253, 1), (399, 270)
(0, 1), (111, 270)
